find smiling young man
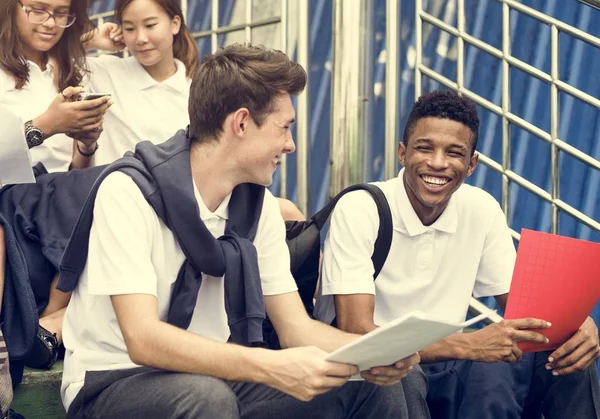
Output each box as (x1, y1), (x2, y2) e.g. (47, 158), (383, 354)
(58, 44), (423, 419)
(314, 91), (600, 418)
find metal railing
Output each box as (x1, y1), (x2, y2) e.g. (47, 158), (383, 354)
(413, 0), (600, 239)
(411, 0), (600, 321)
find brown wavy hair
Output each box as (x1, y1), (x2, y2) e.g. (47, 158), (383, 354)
(0, 0), (93, 91)
(189, 44), (307, 143)
(115, 0), (199, 78)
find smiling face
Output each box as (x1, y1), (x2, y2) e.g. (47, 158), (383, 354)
(120, 0), (181, 79)
(15, 0), (71, 65)
(398, 117), (478, 225)
(237, 94), (297, 186)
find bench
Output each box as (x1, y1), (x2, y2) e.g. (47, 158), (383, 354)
(12, 361), (64, 418)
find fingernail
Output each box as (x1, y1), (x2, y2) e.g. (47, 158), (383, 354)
(548, 357), (554, 362)
(408, 366), (414, 371)
(545, 338), (549, 344)
(552, 371), (558, 376)
(546, 322), (552, 327)
(545, 364), (552, 370)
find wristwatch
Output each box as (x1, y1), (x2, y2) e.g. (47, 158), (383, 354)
(24, 120), (45, 149)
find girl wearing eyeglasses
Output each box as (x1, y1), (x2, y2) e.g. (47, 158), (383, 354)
(0, 0), (117, 374)
(0, 0), (113, 173)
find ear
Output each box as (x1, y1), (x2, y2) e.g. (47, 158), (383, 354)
(230, 108), (251, 138)
(171, 15), (182, 35)
(466, 152), (479, 177)
(398, 142), (407, 167)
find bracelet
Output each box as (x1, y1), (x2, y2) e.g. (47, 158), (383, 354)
(77, 141), (99, 157)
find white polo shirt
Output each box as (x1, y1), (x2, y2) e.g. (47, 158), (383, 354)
(314, 169), (516, 327)
(60, 172), (298, 411)
(86, 55), (191, 165)
(0, 62), (72, 172)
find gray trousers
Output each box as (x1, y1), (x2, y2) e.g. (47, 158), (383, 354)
(66, 366), (430, 419)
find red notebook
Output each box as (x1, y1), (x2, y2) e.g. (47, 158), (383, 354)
(504, 229), (600, 352)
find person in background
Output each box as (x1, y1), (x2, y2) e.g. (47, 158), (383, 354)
(0, 0), (112, 172)
(0, 0), (112, 371)
(85, 0), (306, 218)
(83, 0), (196, 166)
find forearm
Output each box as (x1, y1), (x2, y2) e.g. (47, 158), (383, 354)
(81, 28), (99, 51)
(70, 141), (95, 170)
(418, 333), (472, 363)
(282, 317), (358, 352)
(128, 319), (273, 383)
(32, 112), (56, 139)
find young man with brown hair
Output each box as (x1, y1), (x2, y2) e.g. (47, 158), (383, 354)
(58, 44), (424, 419)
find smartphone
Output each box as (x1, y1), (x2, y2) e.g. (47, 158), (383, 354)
(82, 93), (111, 101)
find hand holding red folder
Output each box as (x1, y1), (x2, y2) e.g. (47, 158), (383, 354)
(504, 229), (600, 353)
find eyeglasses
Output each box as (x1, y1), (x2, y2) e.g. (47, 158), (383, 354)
(18, 1), (77, 29)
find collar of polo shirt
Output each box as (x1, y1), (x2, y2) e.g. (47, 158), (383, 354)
(129, 57), (188, 93)
(395, 168), (458, 236)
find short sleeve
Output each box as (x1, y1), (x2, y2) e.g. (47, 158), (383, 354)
(253, 190), (298, 296)
(320, 190), (380, 296)
(472, 204), (516, 298)
(86, 172), (159, 296)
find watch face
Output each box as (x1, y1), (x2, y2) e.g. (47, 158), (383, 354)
(26, 128), (44, 148)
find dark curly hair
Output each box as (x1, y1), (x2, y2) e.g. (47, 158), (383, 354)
(403, 90), (479, 155)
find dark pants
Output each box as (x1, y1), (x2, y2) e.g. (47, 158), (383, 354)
(66, 365), (430, 419)
(422, 351), (600, 419)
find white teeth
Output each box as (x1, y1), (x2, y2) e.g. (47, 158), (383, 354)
(422, 175), (449, 186)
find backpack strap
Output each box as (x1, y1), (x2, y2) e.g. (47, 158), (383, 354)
(312, 183), (393, 279)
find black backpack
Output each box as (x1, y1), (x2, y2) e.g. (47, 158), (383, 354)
(264, 183), (394, 348)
